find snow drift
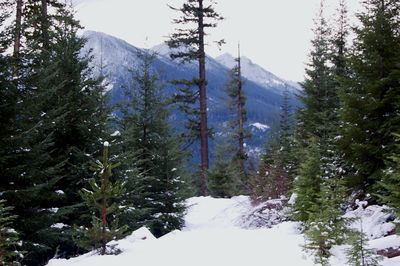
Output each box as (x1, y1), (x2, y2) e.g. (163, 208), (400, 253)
(47, 196), (400, 266)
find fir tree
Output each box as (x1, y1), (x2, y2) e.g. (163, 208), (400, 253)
(331, 0), (349, 80)
(208, 140), (238, 198)
(0, 200), (23, 265)
(291, 139), (321, 223)
(0, 2), (108, 264)
(291, 1), (333, 222)
(296, 0), (333, 144)
(225, 45), (251, 191)
(119, 51), (186, 237)
(278, 89), (294, 174)
(253, 88), (295, 201)
(346, 212), (382, 266)
(78, 142), (127, 255)
(0, 2), (66, 264)
(167, 0), (224, 195)
(291, 3), (351, 262)
(340, 0), (400, 189)
(304, 177), (349, 265)
(251, 136), (283, 201)
(379, 134), (400, 228)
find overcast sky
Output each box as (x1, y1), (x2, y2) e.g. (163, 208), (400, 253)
(72, 0), (361, 82)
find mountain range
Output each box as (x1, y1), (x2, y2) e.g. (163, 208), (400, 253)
(81, 31), (301, 160)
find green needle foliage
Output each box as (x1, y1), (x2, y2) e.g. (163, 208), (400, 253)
(346, 218), (382, 266)
(0, 200), (23, 265)
(78, 142), (127, 255)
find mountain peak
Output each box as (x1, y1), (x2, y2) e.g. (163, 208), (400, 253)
(150, 42), (171, 56)
(216, 53), (290, 90)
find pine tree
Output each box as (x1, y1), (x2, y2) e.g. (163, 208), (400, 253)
(0, 0), (19, 207)
(346, 218), (382, 266)
(208, 140), (238, 198)
(278, 89), (294, 174)
(291, 139), (322, 222)
(340, 0), (400, 189)
(0, 1), (65, 264)
(379, 134), (400, 228)
(296, 0), (333, 145)
(291, 1), (333, 221)
(0, 200), (23, 265)
(292, 3), (351, 262)
(304, 176), (349, 265)
(0, 2), (109, 264)
(167, 0), (224, 196)
(118, 51), (186, 237)
(253, 88), (295, 201)
(251, 136), (283, 201)
(331, 0), (349, 80)
(78, 142), (127, 255)
(225, 45), (251, 191)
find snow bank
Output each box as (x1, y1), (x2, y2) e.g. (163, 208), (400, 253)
(47, 196), (400, 266)
(47, 227), (155, 266)
(184, 196), (251, 230)
(48, 196), (314, 266)
(329, 202), (399, 265)
(344, 204), (396, 239)
(241, 198), (288, 228)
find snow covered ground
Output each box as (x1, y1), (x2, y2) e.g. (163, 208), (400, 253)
(47, 196), (400, 266)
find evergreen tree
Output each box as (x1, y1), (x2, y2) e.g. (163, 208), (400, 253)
(253, 88), (295, 201)
(291, 0), (333, 221)
(379, 134), (400, 228)
(346, 217), (382, 266)
(331, 0), (349, 80)
(340, 0), (400, 189)
(0, 200), (23, 265)
(291, 139), (321, 223)
(0, 2), (108, 264)
(119, 52), (186, 237)
(78, 142), (127, 255)
(208, 140), (238, 198)
(0, 0), (20, 211)
(251, 136), (284, 201)
(225, 45), (251, 190)
(304, 177), (349, 265)
(291, 3), (351, 262)
(296, 0), (333, 145)
(278, 89), (295, 175)
(167, 0), (224, 196)
(0, 1), (66, 264)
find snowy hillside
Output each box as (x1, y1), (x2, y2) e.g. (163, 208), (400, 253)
(216, 53), (302, 93)
(47, 196), (400, 266)
(82, 31), (301, 162)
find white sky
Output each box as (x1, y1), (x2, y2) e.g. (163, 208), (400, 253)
(72, 0), (361, 82)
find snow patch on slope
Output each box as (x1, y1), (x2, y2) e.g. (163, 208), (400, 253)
(250, 122), (270, 131)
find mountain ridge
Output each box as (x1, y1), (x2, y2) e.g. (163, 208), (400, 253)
(81, 30), (300, 160)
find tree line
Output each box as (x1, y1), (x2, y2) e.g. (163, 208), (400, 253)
(1, 0), (399, 265)
(247, 0), (399, 264)
(0, 0), (250, 264)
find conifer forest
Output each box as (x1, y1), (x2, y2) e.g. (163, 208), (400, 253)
(0, 0), (399, 265)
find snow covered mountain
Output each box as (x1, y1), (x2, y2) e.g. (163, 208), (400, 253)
(216, 53), (302, 92)
(82, 31), (300, 160)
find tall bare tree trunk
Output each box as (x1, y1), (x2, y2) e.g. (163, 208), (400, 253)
(41, 0), (49, 51)
(13, 0), (23, 59)
(100, 145), (109, 255)
(237, 44), (245, 174)
(198, 0), (209, 196)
